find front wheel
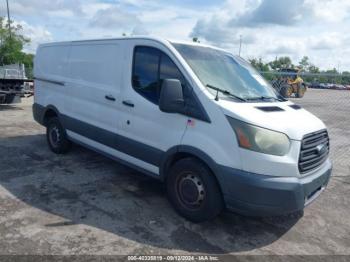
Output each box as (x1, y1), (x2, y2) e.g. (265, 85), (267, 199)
(46, 117), (72, 154)
(280, 85), (293, 98)
(166, 158), (224, 222)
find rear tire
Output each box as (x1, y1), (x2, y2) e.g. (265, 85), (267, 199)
(46, 117), (71, 154)
(296, 84), (306, 98)
(166, 158), (224, 222)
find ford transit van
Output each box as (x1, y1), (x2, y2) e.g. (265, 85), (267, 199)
(33, 37), (332, 222)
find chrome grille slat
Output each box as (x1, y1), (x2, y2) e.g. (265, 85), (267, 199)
(300, 154), (329, 173)
(302, 137), (329, 149)
(300, 141), (329, 155)
(303, 132), (327, 143)
(300, 150), (329, 166)
(299, 130), (329, 174)
(300, 143), (329, 160)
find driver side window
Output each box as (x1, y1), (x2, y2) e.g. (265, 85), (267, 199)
(132, 46), (185, 104)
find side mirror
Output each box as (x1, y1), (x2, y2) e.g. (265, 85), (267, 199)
(159, 79), (185, 113)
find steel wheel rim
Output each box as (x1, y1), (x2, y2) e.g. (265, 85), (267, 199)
(176, 172), (206, 210)
(49, 125), (60, 148)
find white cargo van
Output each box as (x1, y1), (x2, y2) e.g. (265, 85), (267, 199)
(33, 37), (332, 222)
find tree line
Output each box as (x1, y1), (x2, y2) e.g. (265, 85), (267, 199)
(249, 56), (350, 85)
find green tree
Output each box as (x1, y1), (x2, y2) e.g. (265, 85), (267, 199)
(268, 57), (293, 70)
(0, 17), (33, 78)
(299, 56), (309, 71)
(248, 58), (274, 81)
(308, 64), (320, 74)
(249, 58), (259, 69)
(341, 71), (350, 85)
(249, 58), (269, 72)
(318, 68), (339, 84)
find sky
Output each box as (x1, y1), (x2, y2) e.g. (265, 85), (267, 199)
(1, 0), (349, 71)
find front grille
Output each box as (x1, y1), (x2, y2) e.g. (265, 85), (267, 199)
(299, 130), (329, 174)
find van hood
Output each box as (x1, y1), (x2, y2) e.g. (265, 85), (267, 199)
(218, 100), (326, 141)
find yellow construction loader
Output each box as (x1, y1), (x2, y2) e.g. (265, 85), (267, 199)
(272, 68), (307, 98)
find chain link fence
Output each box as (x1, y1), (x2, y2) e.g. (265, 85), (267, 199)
(260, 71), (350, 180)
(261, 71), (350, 91)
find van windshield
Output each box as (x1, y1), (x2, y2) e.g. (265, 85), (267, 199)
(172, 43), (279, 101)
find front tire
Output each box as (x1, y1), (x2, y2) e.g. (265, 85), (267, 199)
(166, 158), (224, 222)
(46, 117), (71, 154)
(281, 85), (293, 98)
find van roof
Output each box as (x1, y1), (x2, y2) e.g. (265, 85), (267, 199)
(37, 36), (227, 52)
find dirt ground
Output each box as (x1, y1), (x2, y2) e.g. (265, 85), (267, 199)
(0, 89), (349, 256)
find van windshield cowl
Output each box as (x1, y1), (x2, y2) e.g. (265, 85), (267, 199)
(172, 43), (280, 102)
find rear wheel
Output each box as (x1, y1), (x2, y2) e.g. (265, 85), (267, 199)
(296, 84), (306, 98)
(46, 117), (71, 154)
(166, 158), (224, 222)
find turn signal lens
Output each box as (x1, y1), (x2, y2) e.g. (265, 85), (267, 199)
(236, 127), (252, 149)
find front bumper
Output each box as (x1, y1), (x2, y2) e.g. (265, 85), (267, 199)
(216, 159), (332, 216)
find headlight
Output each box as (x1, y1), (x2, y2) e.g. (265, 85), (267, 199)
(226, 116), (290, 156)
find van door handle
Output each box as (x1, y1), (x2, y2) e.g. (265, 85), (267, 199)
(122, 100), (134, 107)
(105, 95), (116, 101)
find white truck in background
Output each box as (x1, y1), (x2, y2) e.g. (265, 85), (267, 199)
(0, 63), (33, 104)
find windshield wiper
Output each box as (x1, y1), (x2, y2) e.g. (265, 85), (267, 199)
(246, 96), (284, 102)
(206, 84), (246, 102)
(276, 94), (288, 102)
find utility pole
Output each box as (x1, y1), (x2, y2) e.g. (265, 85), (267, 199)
(6, 0), (12, 38)
(238, 35), (242, 57)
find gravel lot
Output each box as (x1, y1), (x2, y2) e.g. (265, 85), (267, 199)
(0, 89), (349, 256)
